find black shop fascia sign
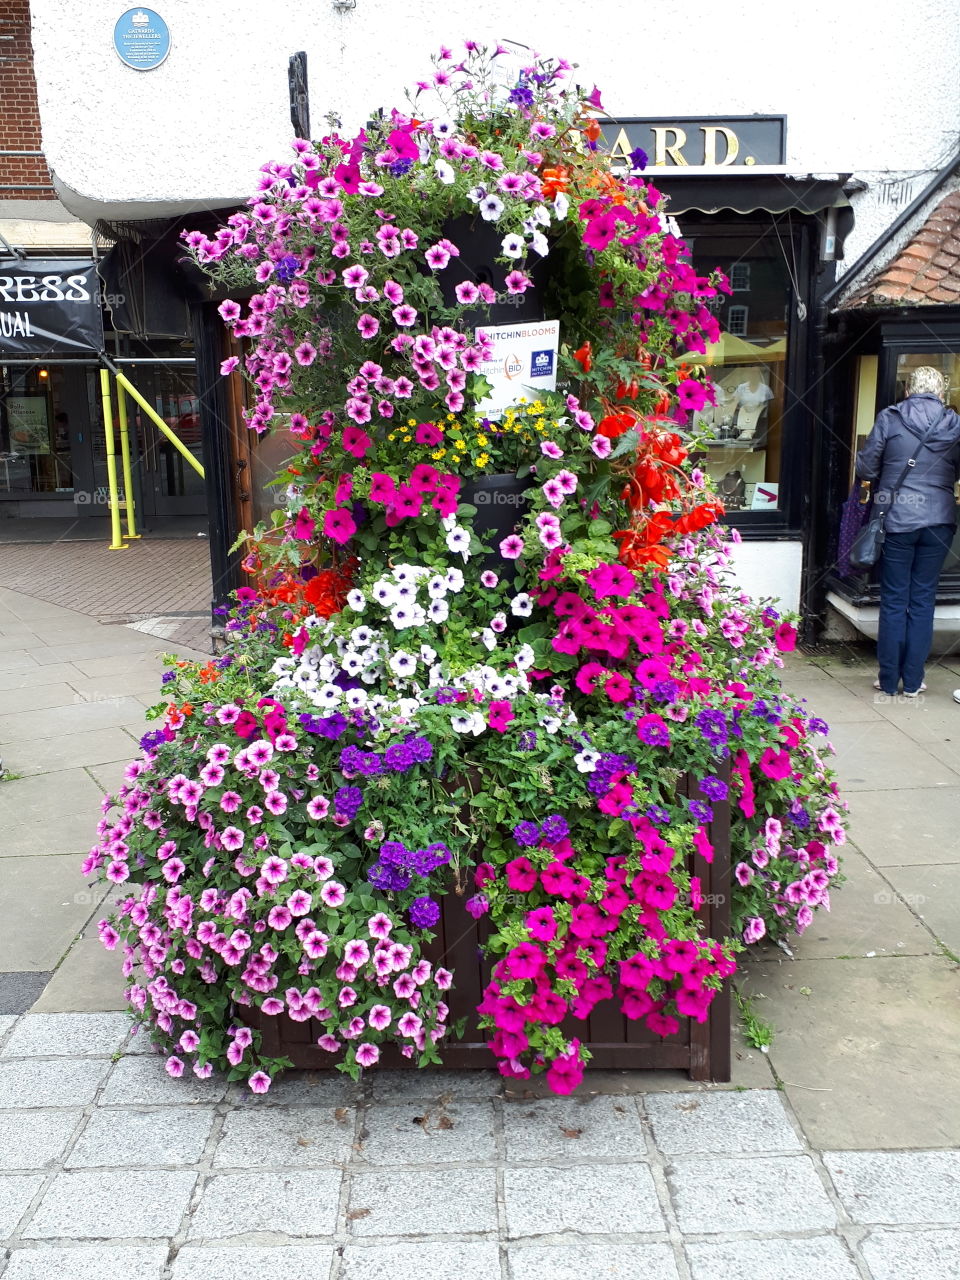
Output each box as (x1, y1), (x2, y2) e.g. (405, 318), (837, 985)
(0, 258), (104, 356)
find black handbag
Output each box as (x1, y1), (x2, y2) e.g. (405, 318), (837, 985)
(848, 439), (930, 570)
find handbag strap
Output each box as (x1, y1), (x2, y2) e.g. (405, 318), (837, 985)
(877, 421), (941, 523)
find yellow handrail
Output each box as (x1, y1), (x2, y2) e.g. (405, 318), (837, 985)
(98, 369), (127, 551)
(115, 381), (140, 539)
(112, 368), (205, 479)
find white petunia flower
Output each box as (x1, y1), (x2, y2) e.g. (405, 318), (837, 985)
(480, 194), (504, 222)
(481, 628), (498, 652)
(435, 159), (455, 184)
(553, 191), (569, 219)
(529, 230), (549, 258)
(510, 593), (533, 617)
(501, 234), (524, 258)
(574, 748), (600, 773)
(532, 203), (551, 227)
(345, 688), (368, 709)
(429, 599), (450, 623)
(427, 575), (448, 600)
(445, 567), (465, 592)
(389, 604), (417, 630)
(346, 589), (366, 612)
(351, 625), (373, 647)
(340, 652), (363, 676)
(317, 684), (343, 709)
(372, 580), (398, 607)
(389, 650), (417, 678)
(445, 527), (471, 558)
(420, 645), (437, 665)
(451, 713), (474, 733)
(514, 643), (535, 670)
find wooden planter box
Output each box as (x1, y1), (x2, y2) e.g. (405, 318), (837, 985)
(240, 774), (732, 1082)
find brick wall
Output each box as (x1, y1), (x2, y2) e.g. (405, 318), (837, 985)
(0, 0), (54, 198)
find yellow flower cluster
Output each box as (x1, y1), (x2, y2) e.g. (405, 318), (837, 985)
(386, 405), (563, 472)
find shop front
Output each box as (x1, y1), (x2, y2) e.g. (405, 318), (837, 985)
(811, 185), (960, 646)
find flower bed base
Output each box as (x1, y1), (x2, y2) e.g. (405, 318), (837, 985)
(239, 777), (732, 1083)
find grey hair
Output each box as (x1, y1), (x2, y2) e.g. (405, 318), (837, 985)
(907, 366), (948, 399)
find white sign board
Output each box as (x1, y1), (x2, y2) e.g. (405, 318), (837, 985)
(474, 319), (560, 416)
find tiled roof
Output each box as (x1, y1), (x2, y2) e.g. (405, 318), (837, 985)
(842, 189), (960, 308)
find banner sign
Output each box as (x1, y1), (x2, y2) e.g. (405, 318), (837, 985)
(602, 117), (786, 169)
(474, 319), (560, 415)
(0, 259), (103, 355)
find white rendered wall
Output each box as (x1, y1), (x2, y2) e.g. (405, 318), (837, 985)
(726, 540), (804, 617)
(29, 0), (960, 250)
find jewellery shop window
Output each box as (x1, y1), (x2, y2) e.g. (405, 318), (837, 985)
(684, 222), (793, 517)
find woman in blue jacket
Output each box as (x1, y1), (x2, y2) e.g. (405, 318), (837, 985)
(856, 366), (960, 697)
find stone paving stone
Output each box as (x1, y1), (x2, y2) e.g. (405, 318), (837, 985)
(347, 1167), (498, 1237)
(22, 1169), (196, 1238)
(0, 1013), (16, 1039)
(0, 1174), (45, 1236)
(0, 1058), (109, 1108)
(0, 974), (51, 1015)
(847, 787), (960, 866)
(502, 1094), (646, 1163)
(30, 937), (128, 1013)
(645, 1090), (803, 1155)
(2, 1245), (169, 1280)
(510, 1243), (680, 1279)
(368, 1068), (502, 1101)
(101, 1055), (227, 1105)
(187, 1169), (342, 1238)
(884, 862), (960, 955)
(0, 1011), (130, 1058)
(66, 1107), (216, 1168)
(171, 1246), (336, 1280)
(339, 1241), (500, 1280)
(503, 1163), (663, 1237)
(0, 856), (109, 973)
(227, 1069), (359, 1108)
(858, 1227), (960, 1279)
(3, 727), (140, 778)
(213, 1106), (352, 1168)
(823, 1149), (960, 1223)
(668, 1155), (837, 1233)
(685, 1236), (861, 1279)
(0, 1110), (83, 1170)
(0, 695), (150, 744)
(357, 1100), (497, 1166)
(0, 661), (84, 691)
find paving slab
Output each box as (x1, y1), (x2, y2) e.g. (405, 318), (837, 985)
(171, 1246), (336, 1280)
(100, 1055), (227, 1106)
(823, 1149), (960, 1224)
(502, 1094), (647, 1162)
(0, 1174), (46, 1237)
(1, 1012), (129, 1058)
(339, 1242), (500, 1280)
(357, 1100), (497, 1165)
(0, 1013), (16, 1039)
(503, 1162), (663, 1236)
(510, 1243), (679, 1279)
(667, 1154), (837, 1233)
(858, 1227), (960, 1279)
(0, 683), (90, 716)
(70, 652), (168, 680)
(368, 1068), (503, 1101)
(346, 1167), (498, 1236)
(22, 1168), (197, 1238)
(0, 1110), (83, 1170)
(2, 1246), (169, 1280)
(883, 862), (960, 954)
(85, 759), (131, 796)
(644, 1090), (803, 1155)
(0, 650), (39, 673)
(0, 696), (149, 745)
(1, 727), (140, 777)
(0, 856), (107, 971)
(187, 1169), (342, 1238)
(212, 1106), (353, 1168)
(66, 1106), (216, 1168)
(846, 787), (960, 866)
(226, 1069), (360, 1108)
(0, 1057), (110, 1108)
(0, 662), (85, 692)
(826, 720), (959, 790)
(684, 1236), (860, 1280)
(30, 935), (128, 1011)
(745, 956), (960, 1148)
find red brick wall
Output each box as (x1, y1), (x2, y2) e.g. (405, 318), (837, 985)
(0, 0), (54, 198)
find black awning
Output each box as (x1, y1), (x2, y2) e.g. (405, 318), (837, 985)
(651, 175), (851, 216)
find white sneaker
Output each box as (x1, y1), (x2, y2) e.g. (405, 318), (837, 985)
(903, 683), (927, 697)
(953, 689), (960, 705)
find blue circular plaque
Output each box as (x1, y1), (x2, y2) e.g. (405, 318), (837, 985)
(114, 8), (170, 71)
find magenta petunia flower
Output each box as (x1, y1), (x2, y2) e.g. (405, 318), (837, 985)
(324, 508), (357, 545)
(504, 270), (530, 294)
(499, 534), (524, 560)
(357, 314), (380, 338)
(392, 304), (418, 326)
(355, 1042), (380, 1067)
(247, 1070), (271, 1093)
(320, 880), (346, 908)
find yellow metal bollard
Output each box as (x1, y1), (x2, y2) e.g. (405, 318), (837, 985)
(98, 368), (127, 550)
(115, 380), (140, 539)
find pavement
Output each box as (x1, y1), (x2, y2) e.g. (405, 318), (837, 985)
(1, 581), (960, 1279)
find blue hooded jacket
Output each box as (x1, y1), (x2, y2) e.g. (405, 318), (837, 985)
(855, 393), (960, 532)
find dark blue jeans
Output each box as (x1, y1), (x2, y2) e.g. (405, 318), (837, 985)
(877, 523), (954, 693)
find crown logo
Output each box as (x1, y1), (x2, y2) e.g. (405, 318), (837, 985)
(131, 10), (150, 24)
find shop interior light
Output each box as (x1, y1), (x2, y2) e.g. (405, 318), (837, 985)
(38, 369), (48, 379)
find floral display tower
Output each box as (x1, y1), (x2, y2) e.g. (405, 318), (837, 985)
(85, 44), (845, 1095)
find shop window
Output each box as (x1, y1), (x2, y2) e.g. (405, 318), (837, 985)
(687, 222), (793, 516)
(0, 363), (76, 498)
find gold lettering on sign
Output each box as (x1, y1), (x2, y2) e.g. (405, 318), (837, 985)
(701, 126), (740, 166)
(608, 127), (634, 167)
(652, 127), (688, 167)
